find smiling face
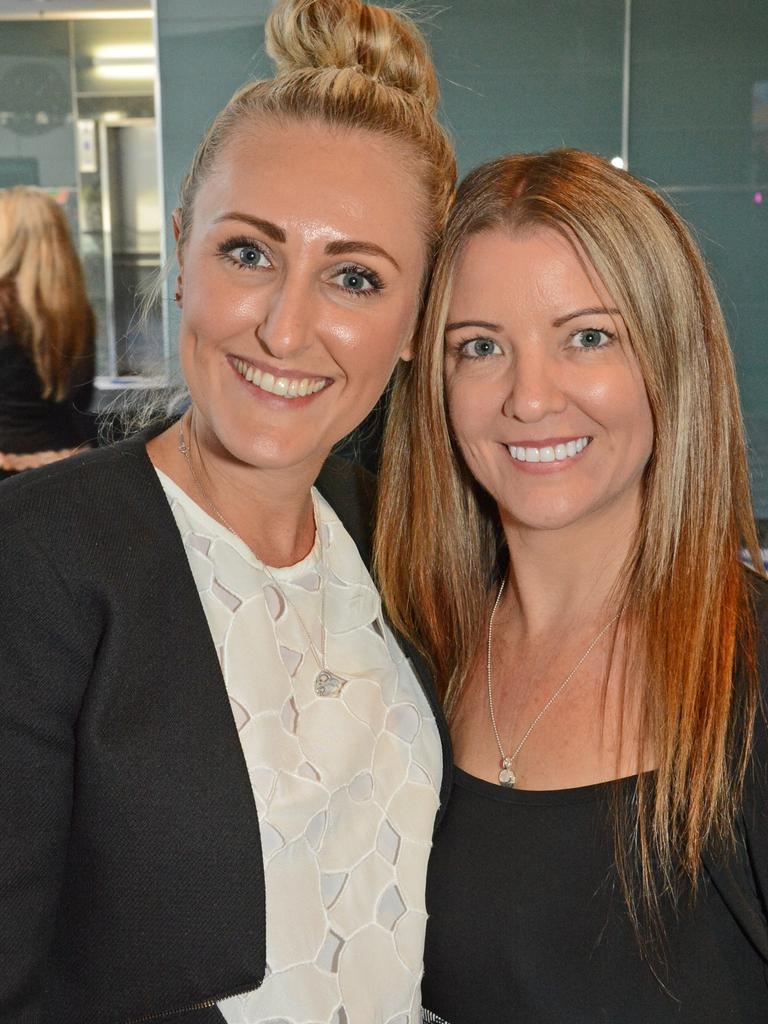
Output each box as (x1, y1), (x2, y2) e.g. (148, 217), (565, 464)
(176, 118), (427, 476)
(444, 226), (654, 535)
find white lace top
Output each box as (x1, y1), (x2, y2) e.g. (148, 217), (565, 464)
(156, 470), (442, 1024)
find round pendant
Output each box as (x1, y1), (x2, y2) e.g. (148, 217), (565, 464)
(498, 757), (516, 788)
(314, 670), (345, 698)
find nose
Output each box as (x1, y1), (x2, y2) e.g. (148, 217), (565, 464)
(256, 273), (315, 359)
(502, 350), (567, 422)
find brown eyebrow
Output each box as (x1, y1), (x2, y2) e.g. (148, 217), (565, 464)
(324, 239), (400, 272)
(212, 216), (399, 271)
(214, 212), (286, 243)
(552, 306), (621, 327)
(445, 319), (501, 332)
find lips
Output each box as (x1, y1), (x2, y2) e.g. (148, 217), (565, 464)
(233, 357), (329, 399)
(507, 436), (591, 463)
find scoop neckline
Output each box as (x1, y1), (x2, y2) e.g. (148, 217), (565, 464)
(154, 465), (325, 580)
(452, 764), (641, 806)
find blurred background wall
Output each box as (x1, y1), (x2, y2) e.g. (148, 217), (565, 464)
(0, 0), (765, 524)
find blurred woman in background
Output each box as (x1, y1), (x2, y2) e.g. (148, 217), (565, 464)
(0, 186), (95, 480)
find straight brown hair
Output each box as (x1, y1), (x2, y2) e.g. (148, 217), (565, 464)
(376, 149), (765, 932)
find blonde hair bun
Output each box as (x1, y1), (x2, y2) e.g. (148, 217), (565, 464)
(266, 0), (440, 112)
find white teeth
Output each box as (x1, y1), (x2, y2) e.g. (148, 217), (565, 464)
(233, 359), (327, 399)
(508, 437), (590, 463)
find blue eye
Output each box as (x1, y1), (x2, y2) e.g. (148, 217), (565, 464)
(340, 271), (369, 291)
(331, 264), (383, 296)
(217, 236), (271, 271)
(231, 245), (269, 268)
(571, 328), (614, 350)
(459, 337), (501, 359)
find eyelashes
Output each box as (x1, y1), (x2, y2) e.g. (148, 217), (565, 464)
(452, 326), (619, 360)
(455, 337), (502, 360)
(216, 235), (270, 271)
(569, 327), (617, 350)
(215, 235), (385, 297)
(332, 263), (385, 297)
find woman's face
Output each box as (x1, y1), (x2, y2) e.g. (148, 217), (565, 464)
(177, 119), (427, 474)
(444, 226), (654, 535)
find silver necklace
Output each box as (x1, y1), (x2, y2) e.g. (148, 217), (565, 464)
(177, 415), (346, 698)
(487, 577), (620, 787)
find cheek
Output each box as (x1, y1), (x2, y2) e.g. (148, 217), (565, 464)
(446, 369), (499, 442)
(331, 304), (418, 379)
(580, 367), (652, 432)
(445, 377), (469, 438)
(181, 274), (254, 337)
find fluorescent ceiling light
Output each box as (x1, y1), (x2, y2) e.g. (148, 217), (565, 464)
(93, 44), (154, 60)
(93, 63), (155, 81)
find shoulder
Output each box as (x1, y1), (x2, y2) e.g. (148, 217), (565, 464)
(745, 568), (768, 685)
(741, 569), (768, 795)
(0, 432), (174, 574)
(0, 433), (151, 515)
(316, 454), (376, 567)
(316, 453), (376, 508)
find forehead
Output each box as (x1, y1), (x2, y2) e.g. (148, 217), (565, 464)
(450, 225), (615, 314)
(191, 118), (426, 256)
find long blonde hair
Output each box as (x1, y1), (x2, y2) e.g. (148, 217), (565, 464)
(0, 187), (95, 400)
(377, 149), (765, 928)
(175, 0), (456, 266)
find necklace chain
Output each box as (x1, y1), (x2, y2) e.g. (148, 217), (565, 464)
(487, 577), (620, 787)
(177, 415), (344, 695)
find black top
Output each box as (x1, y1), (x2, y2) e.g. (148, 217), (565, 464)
(0, 429), (452, 1024)
(422, 577), (768, 1024)
(0, 328), (94, 457)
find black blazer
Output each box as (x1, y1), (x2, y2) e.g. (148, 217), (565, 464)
(0, 430), (452, 1024)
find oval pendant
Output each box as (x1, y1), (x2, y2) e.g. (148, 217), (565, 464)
(498, 757), (516, 788)
(314, 670), (345, 698)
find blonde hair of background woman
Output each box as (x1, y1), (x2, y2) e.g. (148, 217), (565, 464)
(0, 186), (95, 401)
(376, 148), (765, 939)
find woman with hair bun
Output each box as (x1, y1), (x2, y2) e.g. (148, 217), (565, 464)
(376, 149), (768, 1022)
(0, 187), (95, 480)
(0, 2), (455, 1021)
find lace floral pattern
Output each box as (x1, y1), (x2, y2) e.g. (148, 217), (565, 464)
(158, 471), (442, 1023)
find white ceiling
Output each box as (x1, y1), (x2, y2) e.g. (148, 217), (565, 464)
(0, 0), (150, 18)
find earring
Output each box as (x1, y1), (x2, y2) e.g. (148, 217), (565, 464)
(174, 290), (182, 304)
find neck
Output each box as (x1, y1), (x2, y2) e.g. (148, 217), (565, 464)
(499, 496), (640, 638)
(148, 411), (324, 567)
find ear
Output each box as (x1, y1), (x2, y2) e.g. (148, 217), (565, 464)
(172, 207), (184, 272)
(399, 341), (414, 362)
(172, 207), (182, 245)
(172, 209), (184, 304)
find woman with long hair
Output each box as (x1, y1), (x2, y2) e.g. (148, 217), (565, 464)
(0, 2), (456, 1020)
(377, 149), (768, 1021)
(0, 186), (95, 479)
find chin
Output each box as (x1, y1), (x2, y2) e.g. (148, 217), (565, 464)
(500, 492), (595, 533)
